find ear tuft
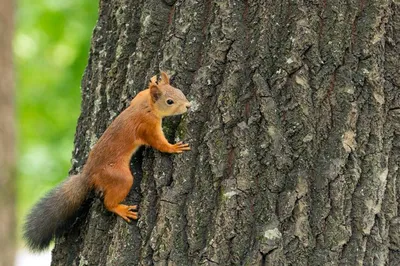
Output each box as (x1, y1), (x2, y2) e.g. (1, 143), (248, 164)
(150, 84), (162, 102)
(150, 75), (157, 84)
(160, 71), (170, 85)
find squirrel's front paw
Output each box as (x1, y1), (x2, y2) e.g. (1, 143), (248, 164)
(171, 142), (190, 153)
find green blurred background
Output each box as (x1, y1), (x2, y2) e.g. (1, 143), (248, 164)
(15, 0), (98, 242)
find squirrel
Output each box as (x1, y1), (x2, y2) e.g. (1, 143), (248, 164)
(23, 71), (191, 251)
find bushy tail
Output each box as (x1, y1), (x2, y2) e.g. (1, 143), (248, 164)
(23, 174), (89, 251)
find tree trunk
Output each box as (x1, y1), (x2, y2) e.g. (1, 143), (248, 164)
(51, 0), (400, 265)
(0, 0), (15, 265)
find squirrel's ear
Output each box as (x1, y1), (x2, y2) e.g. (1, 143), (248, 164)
(160, 71), (170, 85)
(150, 84), (162, 102)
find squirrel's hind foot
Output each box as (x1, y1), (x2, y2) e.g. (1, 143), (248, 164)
(110, 204), (138, 222)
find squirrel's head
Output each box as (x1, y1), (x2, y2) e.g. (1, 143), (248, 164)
(149, 71), (191, 118)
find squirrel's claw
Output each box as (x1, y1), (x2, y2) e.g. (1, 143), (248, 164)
(126, 205), (138, 221)
(126, 211), (138, 221)
(113, 204), (139, 222)
(172, 142), (191, 153)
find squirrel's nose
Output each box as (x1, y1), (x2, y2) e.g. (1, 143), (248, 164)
(185, 103), (191, 109)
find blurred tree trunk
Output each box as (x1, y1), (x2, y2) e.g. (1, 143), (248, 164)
(52, 0), (400, 265)
(0, 0), (15, 265)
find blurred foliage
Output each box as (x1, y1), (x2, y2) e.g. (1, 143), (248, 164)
(15, 0), (98, 242)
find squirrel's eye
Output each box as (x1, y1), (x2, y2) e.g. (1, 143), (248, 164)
(166, 99), (174, 105)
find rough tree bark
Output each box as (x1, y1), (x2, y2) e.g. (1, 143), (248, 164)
(51, 0), (400, 265)
(0, 0), (15, 265)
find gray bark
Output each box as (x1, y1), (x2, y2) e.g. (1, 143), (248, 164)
(52, 0), (400, 265)
(0, 0), (15, 265)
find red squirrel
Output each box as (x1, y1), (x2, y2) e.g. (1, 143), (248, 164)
(24, 71), (191, 251)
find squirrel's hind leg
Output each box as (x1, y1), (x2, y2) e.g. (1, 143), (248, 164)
(100, 171), (138, 222)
